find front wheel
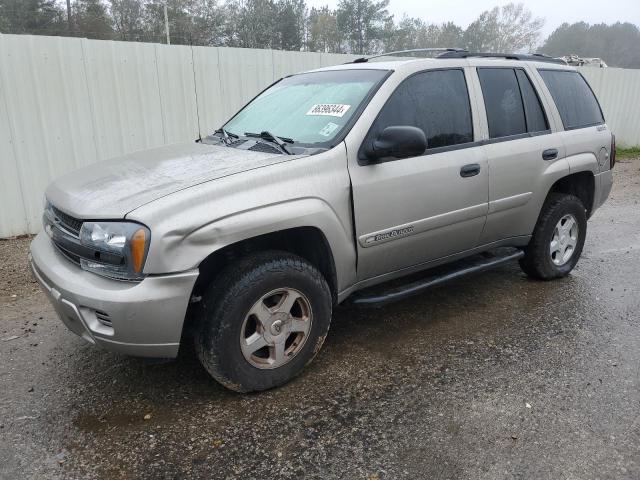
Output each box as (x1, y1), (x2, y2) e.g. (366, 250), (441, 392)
(194, 251), (332, 392)
(519, 193), (587, 280)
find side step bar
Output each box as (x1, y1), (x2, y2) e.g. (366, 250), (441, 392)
(350, 249), (524, 307)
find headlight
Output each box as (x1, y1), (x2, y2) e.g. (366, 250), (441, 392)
(79, 222), (150, 281)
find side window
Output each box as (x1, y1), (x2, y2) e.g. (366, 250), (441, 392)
(366, 69), (473, 155)
(478, 68), (527, 138)
(515, 69), (549, 133)
(538, 70), (604, 130)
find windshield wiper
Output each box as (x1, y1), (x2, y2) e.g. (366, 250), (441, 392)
(244, 131), (294, 155)
(213, 128), (239, 145)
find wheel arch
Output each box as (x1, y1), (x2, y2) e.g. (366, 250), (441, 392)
(192, 226), (339, 306)
(546, 171), (596, 218)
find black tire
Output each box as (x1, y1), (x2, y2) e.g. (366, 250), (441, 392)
(519, 193), (587, 280)
(194, 251), (332, 392)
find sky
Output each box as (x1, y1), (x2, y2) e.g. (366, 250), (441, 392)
(305, 0), (640, 38)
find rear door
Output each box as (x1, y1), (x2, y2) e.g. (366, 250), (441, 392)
(537, 69), (612, 175)
(348, 68), (489, 281)
(475, 66), (567, 245)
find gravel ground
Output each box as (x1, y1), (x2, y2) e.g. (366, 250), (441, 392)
(1, 159), (639, 480)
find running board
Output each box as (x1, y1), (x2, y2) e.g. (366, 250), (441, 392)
(350, 249), (524, 307)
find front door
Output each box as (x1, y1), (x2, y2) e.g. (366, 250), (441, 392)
(348, 68), (489, 281)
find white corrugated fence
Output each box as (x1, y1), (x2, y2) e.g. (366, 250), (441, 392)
(0, 33), (638, 237)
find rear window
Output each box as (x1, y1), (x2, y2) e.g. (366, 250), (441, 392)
(515, 69), (549, 133)
(538, 70), (604, 130)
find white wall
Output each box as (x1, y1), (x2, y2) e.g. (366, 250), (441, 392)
(0, 34), (638, 237)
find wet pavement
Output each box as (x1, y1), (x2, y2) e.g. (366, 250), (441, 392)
(1, 159), (639, 480)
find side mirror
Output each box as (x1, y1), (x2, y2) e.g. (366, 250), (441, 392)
(363, 126), (427, 163)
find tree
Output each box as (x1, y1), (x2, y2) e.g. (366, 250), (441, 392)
(223, 0), (279, 48)
(190, 0), (225, 46)
(463, 2), (544, 52)
(109, 0), (144, 41)
(73, 0), (113, 39)
(381, 16), (464, 53)
(0, 0), (66, 35)
(437, 22), (464, 48)
(336, 0), (391, 54)
(541, 22), (640, 68)
(307, 6), (341, 52)
(382, 15), (422, 51)
(274, 0), (305, 50)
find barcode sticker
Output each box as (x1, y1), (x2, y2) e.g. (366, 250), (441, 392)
(319, 122), (340, 137)
(306, 104), (351, 117)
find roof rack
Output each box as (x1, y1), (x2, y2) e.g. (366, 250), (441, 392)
(348, 49), (567, 66)
(436, 51), (567, 65)
(350, 48), (467, 64)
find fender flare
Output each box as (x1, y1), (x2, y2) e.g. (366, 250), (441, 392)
(149, 197), (357, 292)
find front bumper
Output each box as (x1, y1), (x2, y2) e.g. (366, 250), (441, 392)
(29, 232), (199, 358)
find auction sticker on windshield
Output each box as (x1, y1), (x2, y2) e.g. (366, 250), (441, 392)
(306, 104), (351, 117)
(319, 122), (340, 137)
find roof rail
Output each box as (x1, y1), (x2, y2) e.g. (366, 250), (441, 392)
(436, 51), (567, 65)
(350, 48), (467, 64)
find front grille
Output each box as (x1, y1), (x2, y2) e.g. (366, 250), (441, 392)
(53, 243), (81, 266)
(51, 205), (83, 236)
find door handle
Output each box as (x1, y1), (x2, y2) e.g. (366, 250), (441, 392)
(542, 148), (559, 161)
(460, 163), (481, 178)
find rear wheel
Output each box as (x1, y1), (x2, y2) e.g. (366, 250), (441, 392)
(519, 193), (587, 280)
(194, 251), (332, 392)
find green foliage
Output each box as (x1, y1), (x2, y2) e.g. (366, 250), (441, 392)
(336, 0), (391, 54)
(108, 0), (145, 40)
(541, 22), (640, 68)
(74, 0), (114, 39)
(382, 17), (464, 52)
(617, 147), (640, 159)
(307, 6), (341, 53)
(463, 3), (544, 52)
(0, 0), (66, 35)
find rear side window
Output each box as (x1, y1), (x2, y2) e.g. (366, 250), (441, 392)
(515, 70), (549, 133)
(367, 69), (473, 153)
(478, 69), (526, 138)
(538, 70), (604, 130)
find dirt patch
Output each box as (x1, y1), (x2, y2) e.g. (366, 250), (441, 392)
(0, 236), (39, 303)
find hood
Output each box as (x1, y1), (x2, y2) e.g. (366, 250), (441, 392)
(46, 142), (295, 219)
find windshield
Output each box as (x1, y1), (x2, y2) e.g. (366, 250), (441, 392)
(223, 69), (389, 147)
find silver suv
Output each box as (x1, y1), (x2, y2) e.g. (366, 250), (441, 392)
(30, 51), (615, 392)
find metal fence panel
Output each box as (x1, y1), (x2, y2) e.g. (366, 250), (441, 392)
(154, 43), (200, 144)
(0, 35), (97, 234)
(192, 45), (224, 137)
(579, 67), (640, 147)
(0, 61), (27, 237)
(81, 39), (165, 160)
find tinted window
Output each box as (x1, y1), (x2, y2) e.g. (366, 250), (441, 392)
(515, 69), (549, 133)
(478, 68), (527, 138)
(539, 70), (604, 129)
(367, 69), (473, 154)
